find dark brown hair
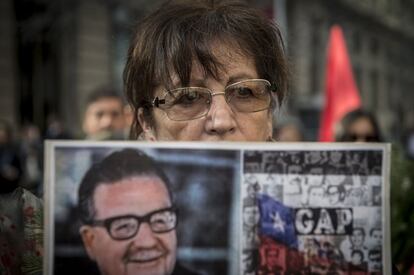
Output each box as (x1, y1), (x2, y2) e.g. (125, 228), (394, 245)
(335, 108), (383, 142)
(124, 0), (288, 138)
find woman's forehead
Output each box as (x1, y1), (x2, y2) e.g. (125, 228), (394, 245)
(163, 48), (257, 88)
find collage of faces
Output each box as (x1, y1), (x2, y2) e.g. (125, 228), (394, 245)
(46, 143), (388, 275)
(242, 150), (385, 275)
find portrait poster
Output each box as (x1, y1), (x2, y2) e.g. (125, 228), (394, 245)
(43, 141), (391, 275)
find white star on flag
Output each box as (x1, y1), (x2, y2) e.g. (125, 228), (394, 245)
(271, 211), (285, 233)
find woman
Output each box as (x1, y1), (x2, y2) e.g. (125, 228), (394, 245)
(335, 109), (383, 142)
(124, 0), (288, 141)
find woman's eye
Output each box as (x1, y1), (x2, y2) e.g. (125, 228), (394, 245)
(175, 91), (200, 104)
(235, 87), (254, 97)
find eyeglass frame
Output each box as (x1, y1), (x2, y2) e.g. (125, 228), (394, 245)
(144, 78), (278, 121)
(85, 206), (178, 241)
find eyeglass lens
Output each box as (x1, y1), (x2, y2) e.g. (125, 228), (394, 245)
(161, 79), (272, 121)
(108, 208), (177, 240)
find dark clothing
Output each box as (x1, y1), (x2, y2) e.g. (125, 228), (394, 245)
(172, 262), (201, 275)
(0, 144), (23, 193)
(392, 264), (400, 275)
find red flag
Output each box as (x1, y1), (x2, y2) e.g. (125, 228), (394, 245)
(319, 25), (361, 142)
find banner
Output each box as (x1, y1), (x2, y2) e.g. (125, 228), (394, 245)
(43, 142), (390, 275)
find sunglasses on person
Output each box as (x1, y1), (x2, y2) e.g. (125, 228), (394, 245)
(344, 133), (379, 142)
(147, 79), (277, 121)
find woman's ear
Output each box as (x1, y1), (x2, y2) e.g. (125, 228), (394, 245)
(137, 107), (157, 141)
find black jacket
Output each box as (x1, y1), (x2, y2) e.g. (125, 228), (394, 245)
(172, 262), (201, 275)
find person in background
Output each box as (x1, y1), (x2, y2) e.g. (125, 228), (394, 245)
(124, 0), (288, 141)
(45, 114), (73, 140)
(273, 118), (304, 142)
(0, 119), (43, 275)
(335, 109), (382, 142)
(336, 109), (414, 274)
(82, 86), (126, 140)
(20, 123), (43, 196)
(0, 120), (23, 193)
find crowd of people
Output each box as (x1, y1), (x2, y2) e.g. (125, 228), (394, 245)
(1, 0), (413, 274)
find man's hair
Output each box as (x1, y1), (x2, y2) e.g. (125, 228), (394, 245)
(353, 227), (365, 236)
(124, 0), (288, 138)
(85, 86), (124, 110)
(327, 184), (346, 202)
(370, 227), (381, 236)
(78, 149), (172, 224)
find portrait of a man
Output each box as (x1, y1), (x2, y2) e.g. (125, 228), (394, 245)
(77, 149), (197, 275)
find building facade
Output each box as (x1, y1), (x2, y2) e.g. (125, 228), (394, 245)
(286, 0), (414, 140)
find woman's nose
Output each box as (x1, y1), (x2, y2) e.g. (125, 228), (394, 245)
(204, 94), (236, 136)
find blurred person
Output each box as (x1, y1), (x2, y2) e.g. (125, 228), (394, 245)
(335, 109), (382, 142)
(243, 200), (260, 250)
(369, 228), (382, 249)
(244, 181), (260, 206)
(243, 249), (259, 275)
(307, 166), (325, 186)
(348, 249), (368, 274)
(258, 238), (284, 275)
(0, 119), (43, 274)
(368, 249), (382, 272)
(20, 123), (43, 196)
(78, 149), (198, 275)
(45, 114), (73, 140)
(403, 127), (414, 160)
(305, 185), (325, 206)
(124, 0), (288, 141)
(337, 109), (412, 274)
(82, 86), (126, 140)
(326, 184), (346, 205)
(340, 227), (368, 262)
(350, 228), (368, 252)
(0, 119), (23, 193)
(273, 119), (304, 142)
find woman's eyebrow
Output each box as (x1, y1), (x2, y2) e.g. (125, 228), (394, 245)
(227, 73), (257, 84)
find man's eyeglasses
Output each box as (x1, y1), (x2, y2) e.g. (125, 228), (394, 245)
(87, 207), (177, 240)
(148, 79), (277, 121)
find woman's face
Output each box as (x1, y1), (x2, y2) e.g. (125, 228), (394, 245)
(138, 45), (273, 141)
(347, 117), (376, 142)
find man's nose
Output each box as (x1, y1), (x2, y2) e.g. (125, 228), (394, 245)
(205, 93), (236, 136)
(131, 223), (158, 246)
(99, 114), (114, 129)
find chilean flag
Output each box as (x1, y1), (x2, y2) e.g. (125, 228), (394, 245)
(257, 193), (298, 249)
(319, 25), (361, 142)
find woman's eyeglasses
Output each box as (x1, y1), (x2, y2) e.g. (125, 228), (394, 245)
(147, 79), (277, 121)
